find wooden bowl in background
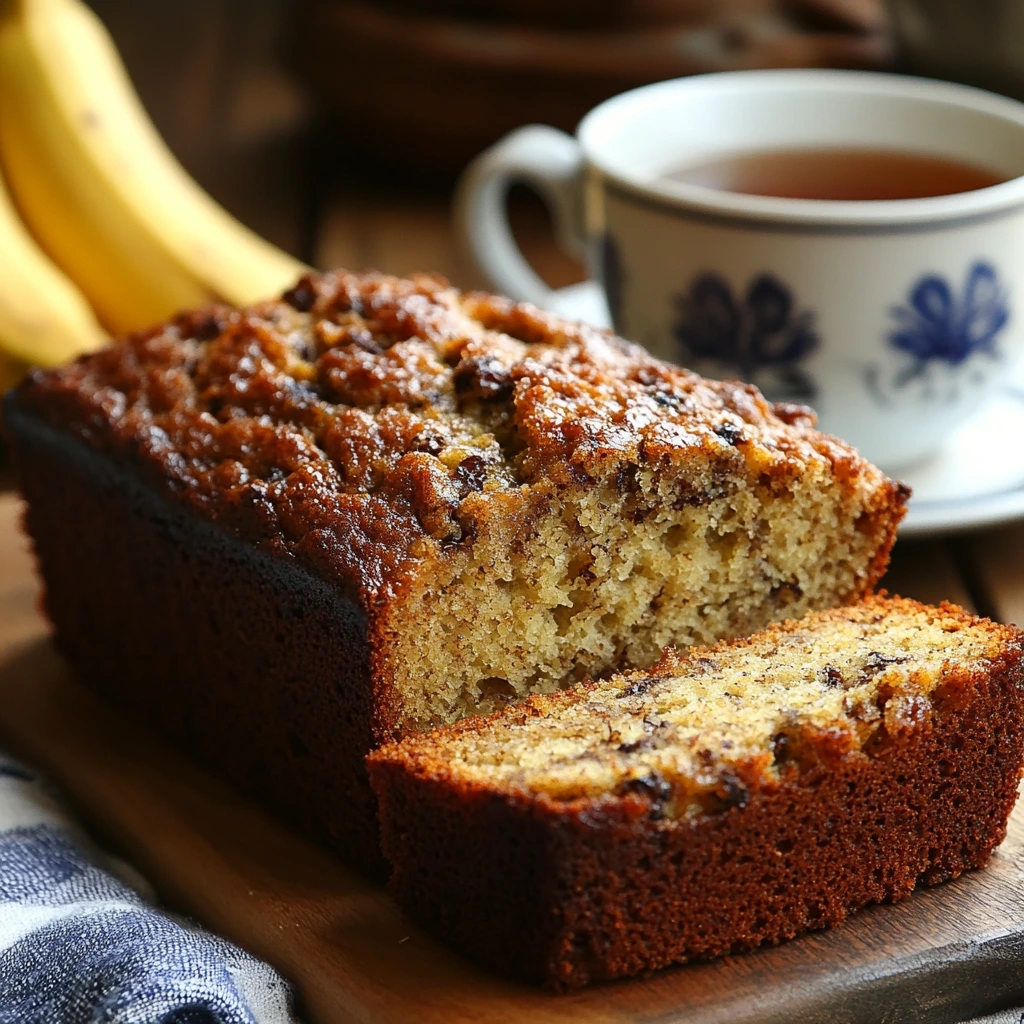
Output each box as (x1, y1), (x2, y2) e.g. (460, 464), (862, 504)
(292, 0), (890, 177)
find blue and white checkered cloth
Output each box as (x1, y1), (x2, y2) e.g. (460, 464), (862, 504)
(0, 752), (296, 1024)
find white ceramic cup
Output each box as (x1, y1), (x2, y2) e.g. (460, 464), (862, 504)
(454, 69), (1024, 470)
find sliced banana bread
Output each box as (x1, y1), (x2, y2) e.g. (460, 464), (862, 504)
(3, 269), (906, 872)
(369, 596), (1024, 988)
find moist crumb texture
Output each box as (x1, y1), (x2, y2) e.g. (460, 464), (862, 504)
(9, 269), (906, 744)
(369, 597), (1024, 989)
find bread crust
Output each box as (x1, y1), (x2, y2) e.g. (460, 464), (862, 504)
(7, 410), (386, 873)
(369, 603), (1024, 989)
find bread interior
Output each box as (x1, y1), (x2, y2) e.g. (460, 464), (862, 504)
(393, 599), (998, 819)
(390, 465), (891, 734)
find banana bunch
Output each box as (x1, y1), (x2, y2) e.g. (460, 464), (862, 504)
(0, 0), (310, 387)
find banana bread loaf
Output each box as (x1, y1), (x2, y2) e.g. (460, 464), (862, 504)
(369, 596), (1024, 989)
(3, 269), (906, 872)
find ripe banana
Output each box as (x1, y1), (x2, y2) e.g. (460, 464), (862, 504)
(0, 0), (309, 337)
(0, 162), (106, 369)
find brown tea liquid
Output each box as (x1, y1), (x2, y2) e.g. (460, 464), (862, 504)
(660, 147), (1006, 201)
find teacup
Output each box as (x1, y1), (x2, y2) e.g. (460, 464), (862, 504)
(454, 69), (1024, 471)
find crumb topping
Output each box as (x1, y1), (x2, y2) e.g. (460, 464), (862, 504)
(14, 270), (899, 603)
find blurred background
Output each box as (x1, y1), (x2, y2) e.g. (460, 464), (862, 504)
(92, 0), (1024, 289)
(81, 0), (913, 295)
(14, 0), (1024, 317)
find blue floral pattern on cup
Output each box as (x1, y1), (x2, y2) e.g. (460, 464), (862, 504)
(867, 261), (1009, 404)
(674, 271), (819, 402)
(888, 261), (1008, 380)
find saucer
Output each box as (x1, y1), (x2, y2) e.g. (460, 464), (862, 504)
(549, 280), (1024, 538)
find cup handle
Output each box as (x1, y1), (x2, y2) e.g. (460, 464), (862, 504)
(454, 125), (587, 306)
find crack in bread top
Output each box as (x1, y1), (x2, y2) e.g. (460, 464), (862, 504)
(13, 269), (899, 603)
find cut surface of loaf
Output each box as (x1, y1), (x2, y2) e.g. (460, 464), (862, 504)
(369, 597), (1024, 988)
(4, 269), (906, 869)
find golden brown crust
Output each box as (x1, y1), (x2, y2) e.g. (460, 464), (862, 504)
(11, 269), (905, 608)
(368, 599), (1024, 988)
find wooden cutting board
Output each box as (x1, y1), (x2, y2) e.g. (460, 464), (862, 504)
(1, 489), (1024, 1024)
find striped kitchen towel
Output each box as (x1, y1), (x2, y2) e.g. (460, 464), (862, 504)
(0, 752), (296, 1024)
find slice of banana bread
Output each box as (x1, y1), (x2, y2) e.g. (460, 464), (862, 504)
(3, 269), (906, 872)
(369, 596), (1024, 989)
